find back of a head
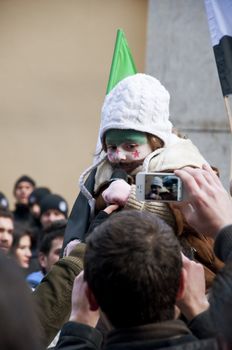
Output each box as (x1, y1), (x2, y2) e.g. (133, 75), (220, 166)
(0, 252), (42, 350)
(84, 210), (182, 328)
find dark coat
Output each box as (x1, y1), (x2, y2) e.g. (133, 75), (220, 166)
(62, 170), (96, 251)
(35, 225), (232, 348)
(55, 320), (219, 350)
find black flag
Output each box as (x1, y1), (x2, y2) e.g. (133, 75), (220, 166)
(205, 0), (232, 96)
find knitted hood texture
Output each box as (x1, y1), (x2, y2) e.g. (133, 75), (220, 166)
(79, 74), (186, 215)
(100, 73), (173, 146)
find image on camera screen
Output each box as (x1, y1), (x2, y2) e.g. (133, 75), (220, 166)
(145, 175), (180, 201)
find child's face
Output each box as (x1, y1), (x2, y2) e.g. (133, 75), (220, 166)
(105, 130), (152, 172)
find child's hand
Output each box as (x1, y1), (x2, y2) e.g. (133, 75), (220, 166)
(102, 179), (131, 206)
(104, 204), (119, 214)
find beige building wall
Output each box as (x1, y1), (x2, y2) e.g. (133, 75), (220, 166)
(0, 0), (148, 210)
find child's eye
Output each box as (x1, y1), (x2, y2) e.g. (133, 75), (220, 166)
(124, 144), (137, 151)
(107, 145), (117, 152)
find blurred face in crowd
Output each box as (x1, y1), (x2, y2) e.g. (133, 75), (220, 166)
(0, 217), (14, 254)
(14, 235), (32, 269)
(39, 237), (64, 273)
(14, 181), (34, 205)
(40, 209), (66, 229)
(30, 203), (41, 218)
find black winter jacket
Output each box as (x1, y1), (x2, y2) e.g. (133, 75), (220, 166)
(55, 320), (218, 350)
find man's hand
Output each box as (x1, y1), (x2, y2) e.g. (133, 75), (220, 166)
(69, 271), (99, 327)
(102, 179), (131, 206)
(175, 164), (232, 239)
(177, 254), (209, 321)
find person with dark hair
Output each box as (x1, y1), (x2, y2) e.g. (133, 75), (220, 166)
(12, 175), (36, 227)
(85, 211), (182, 327)
(32, 242), (85, 347)
(27, 192), (67, 273)
(30, 191), (68, 272)
(0, 251), (42, 350)
(40, 194), (68, 229)
(26, 187), (52, 274)
(27, 220), (65, 289)
(56, 210), (217, 350)
(10, 225), (32, 270)
(13, 175), (36, 200)
(24, 165), (232, 348)
(0, 209), (14, 254)
(28, 187), (51, 221)
(0, 192), (9, 210)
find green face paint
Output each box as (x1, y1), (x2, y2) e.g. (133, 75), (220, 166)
(105, 129), (147, 146)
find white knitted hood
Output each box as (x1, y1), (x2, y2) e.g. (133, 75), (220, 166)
(100, 73), (173, 146)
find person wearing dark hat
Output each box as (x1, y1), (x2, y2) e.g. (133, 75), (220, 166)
(40, 194), (68, 229)
(26, 187), (51, 274)
(12, 175), (36, 227)
(0, 192), (9, 210)
(29, 187), (51, 220)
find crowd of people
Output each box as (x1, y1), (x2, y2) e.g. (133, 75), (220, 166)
(0, 177), (68, 284)
(1, 73), (232, 350)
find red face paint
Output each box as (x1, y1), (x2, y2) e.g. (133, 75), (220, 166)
(132, 150), (140, 158)
(106, 142), (152, 171)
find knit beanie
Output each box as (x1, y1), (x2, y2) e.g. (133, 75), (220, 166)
(14, 175), (36, 192)
(100, 73), (172, 147)
(28, 187), (51, 207)
(151, 177), (163, 188)
(40, 194), (68, 218)
(0, 192), (9, 210)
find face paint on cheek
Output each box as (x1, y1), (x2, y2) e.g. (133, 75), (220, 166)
(132, 150), (140, 159)
(129, 144), (152, 161)
(107, 148), (119, 162)
(107, 153), (114, 162)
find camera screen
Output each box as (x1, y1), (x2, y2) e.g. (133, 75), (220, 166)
(145, 174), (181, 201)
